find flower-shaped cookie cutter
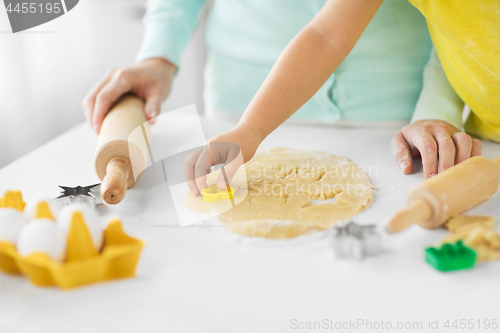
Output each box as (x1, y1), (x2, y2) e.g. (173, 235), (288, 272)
(332, 221), (382, 259)
(201, 184), (235, 203)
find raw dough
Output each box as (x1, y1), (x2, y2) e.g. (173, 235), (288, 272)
(445, 215), (495, 233)
(443, 214), (499, 262)
(185, 148), (373, 238)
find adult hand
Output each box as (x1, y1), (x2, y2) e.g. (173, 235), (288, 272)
(82, 57), (176, 133)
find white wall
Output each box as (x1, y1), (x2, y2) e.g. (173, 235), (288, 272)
(0, 0), (206, 168)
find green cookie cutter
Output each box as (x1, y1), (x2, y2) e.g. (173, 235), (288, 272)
(425, 241), (476, 272)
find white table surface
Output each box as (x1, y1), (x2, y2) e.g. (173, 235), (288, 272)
(1, 115), (500, 333)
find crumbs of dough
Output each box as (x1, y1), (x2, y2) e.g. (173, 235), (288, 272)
(443, 214), (499, 262)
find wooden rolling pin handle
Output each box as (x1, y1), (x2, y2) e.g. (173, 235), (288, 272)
(386, 199), (432, 233)
(100, 157), (132, 205)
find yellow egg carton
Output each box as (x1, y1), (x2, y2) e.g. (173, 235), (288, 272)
(0, 220), (144, 289)
(0, 190), (25, 211)
(0, 190), (145, 290)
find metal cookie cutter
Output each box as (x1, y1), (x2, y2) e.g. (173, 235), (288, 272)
(56, 184), (103, 207)
(332, 221), (382, 259)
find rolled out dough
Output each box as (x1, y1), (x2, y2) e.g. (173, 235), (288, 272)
(185, 148), (374, 238)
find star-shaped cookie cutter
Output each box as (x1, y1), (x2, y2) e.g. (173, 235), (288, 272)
(56, 184), (103, 207)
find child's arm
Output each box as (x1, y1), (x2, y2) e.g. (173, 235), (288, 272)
(83, 0), (207, 133)
(239, 0), (383, 141)
(185, 0), (383, 195)
(391, 48), (482, 178)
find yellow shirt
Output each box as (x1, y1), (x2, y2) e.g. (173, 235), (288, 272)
(409, 0), (500, 142)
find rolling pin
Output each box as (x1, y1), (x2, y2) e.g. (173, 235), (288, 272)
(94, 94), (151, 205)
(387, 156), (500, 233)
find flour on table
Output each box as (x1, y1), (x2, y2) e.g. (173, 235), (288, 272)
(185, 148), (374, 238)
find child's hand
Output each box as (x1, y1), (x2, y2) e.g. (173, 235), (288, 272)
(391, 119), (482, 178)
(184, 125), (262, 195)
(82, 58), (176, 133)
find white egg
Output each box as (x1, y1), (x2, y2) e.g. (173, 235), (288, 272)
(57, 204), (104, 251)
(0, 208), (26, 245)
(24, 196), (60, 221)
(17, 219), (66, 262)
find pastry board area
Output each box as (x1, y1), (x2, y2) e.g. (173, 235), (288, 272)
(0, 114), (499, 333)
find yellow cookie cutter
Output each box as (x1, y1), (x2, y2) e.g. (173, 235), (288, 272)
(201, 184), (235, 202)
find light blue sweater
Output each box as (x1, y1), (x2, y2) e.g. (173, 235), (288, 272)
(136, 0), (463, 128)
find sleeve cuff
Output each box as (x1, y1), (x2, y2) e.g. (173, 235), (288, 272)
(411, 48), (464, 130)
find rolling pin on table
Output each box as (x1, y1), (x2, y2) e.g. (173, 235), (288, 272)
(387, 156), (500, 233)
(94, 94), (151, 205)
